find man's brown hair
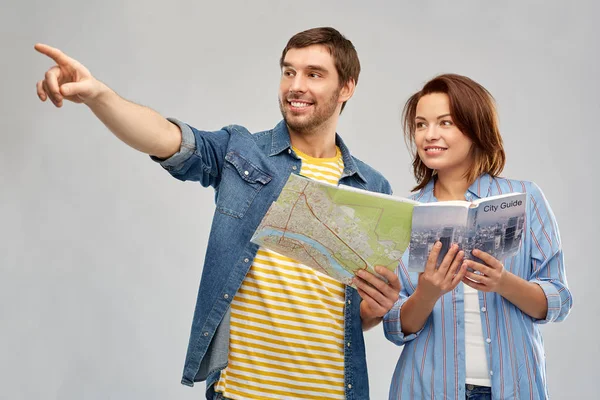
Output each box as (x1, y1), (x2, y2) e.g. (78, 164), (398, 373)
(403, 73), (506, 191)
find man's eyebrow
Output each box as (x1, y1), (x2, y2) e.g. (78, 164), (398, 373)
(305, 65), (329, 73)
(281, 62), (329, 73)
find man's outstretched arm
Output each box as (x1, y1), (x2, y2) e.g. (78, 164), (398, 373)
(35, 43), (181, 159)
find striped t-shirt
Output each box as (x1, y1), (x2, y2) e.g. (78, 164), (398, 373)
(215, 146), (347, 400)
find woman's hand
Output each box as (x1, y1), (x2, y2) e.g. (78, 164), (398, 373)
(416, 242), (467, 302)
(462, 249), (506, 293)
(397, 242), (467, 336)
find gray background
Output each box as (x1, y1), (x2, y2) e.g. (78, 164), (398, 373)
(2, 1), (598, 399)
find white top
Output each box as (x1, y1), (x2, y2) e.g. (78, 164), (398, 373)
(463, 282), (492, 387)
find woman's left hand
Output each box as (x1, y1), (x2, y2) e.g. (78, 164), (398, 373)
(462, 249), (507, 293)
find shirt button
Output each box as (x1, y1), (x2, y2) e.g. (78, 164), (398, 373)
(489, 371), (494, 376)
(203, 332), (209, 337)
(347, 300), (351, 305)
(224, 294), (229, 299)
(244, 258), (249, 263)
(348, 384), (352, 389)
(347, 342), (351, 347)
(292, 166), (297, 170)
(481, 307), (487, 312)
(486, 338), (491, 343)
(288, 149), (291, 154)
(244, 170), (249, 176)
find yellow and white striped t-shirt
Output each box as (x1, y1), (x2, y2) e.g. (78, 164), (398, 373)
(215, 146), (347, 400)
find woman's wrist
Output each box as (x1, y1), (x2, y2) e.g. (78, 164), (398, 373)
(413, 286), (440, 309)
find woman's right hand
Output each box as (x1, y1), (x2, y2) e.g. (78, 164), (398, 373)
(416, 242), (467, 302)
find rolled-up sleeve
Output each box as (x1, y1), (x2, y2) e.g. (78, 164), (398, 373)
(150, 118), (231, 188)
(383, 260), (425, 345)
(526, 182), (573, 324)
(150, 118), (196, 171)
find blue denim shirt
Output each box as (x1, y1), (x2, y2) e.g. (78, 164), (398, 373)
(153, 119), (392, 400)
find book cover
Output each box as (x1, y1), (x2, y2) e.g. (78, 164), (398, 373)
(407, 193), (527, 272)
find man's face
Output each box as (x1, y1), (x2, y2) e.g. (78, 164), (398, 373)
(279, 45), (346, 134)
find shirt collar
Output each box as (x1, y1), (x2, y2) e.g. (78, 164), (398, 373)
(467, 173), (493, 199)
(417, 173), (493, 200)
(269, 120), (367, 183)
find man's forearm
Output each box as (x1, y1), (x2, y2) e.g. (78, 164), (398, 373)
(360, 301), (382, 331)
(87, 84), (182, 159)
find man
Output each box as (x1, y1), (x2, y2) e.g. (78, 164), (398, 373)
(35, 27), (400, 400)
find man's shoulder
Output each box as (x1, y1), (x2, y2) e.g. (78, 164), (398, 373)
(350, 155), (381, 176)
(220, 123), (277, 137)
(216, 124), (277, 153)
(350, 155), (392, 194)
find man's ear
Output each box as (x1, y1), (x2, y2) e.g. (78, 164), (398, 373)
(338, 78), (356, 104)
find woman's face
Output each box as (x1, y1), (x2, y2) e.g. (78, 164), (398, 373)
(414, 93), (474, 178)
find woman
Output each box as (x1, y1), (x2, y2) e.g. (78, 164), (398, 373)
(383, 74), (572, 400)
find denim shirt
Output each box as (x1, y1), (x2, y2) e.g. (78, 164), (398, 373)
(152, 118), (392, 400)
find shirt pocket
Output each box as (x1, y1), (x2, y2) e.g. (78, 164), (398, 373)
(216, 151), (273, 218)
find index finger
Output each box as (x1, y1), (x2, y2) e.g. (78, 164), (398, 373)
(34, 43), (73, 66)
(374, 265), (401, 291)
(424, 241), (442, 273)
(372, 265), (396, 281)
(471, 249), (502, 269)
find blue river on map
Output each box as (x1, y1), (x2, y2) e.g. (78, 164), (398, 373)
(252, 228), (358, 280)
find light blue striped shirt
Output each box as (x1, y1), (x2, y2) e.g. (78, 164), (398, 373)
(383, 174), (572, 400)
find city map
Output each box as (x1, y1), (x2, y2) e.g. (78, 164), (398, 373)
(251, 174), (416, 285)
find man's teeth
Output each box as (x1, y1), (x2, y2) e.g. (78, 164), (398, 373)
(291, 101), (311, 108)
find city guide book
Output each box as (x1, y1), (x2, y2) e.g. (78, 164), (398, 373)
(407, 192), (526, 272)
(250, 174), (526, 285)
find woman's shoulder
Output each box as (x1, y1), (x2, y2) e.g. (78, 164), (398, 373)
(489, 176), (543, 195)
(489, 176), (549, 205)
